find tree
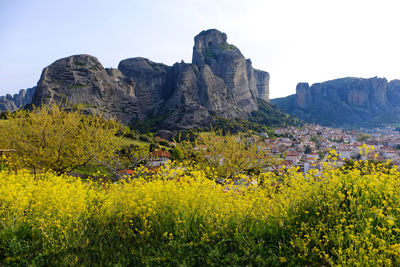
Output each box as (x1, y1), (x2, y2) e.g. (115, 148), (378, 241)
(184, 131), (281, 180)
(99, 144), (152, 180)
(0, 104), (121, 174)
(357, 133), (371, 142)
(304, 145), (312, 154)
(171, 146), (185, 161)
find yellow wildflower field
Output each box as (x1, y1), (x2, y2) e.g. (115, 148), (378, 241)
(1, 159), (400, 265)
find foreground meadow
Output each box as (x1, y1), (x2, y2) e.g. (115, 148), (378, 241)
(1, 158), (400, 266)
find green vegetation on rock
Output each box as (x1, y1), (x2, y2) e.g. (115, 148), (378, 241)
(249, 99), (302, 127)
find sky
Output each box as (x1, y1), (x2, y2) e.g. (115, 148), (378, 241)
(1, 0), (400, 99)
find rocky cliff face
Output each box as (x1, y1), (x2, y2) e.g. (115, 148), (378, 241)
(272, 77), (400, 127)
(117, 57), (172, 120)
(21, 29), (271, 131)
(30, 54), (138, 124)
(192, 30), (268, 106)
(0, 87), (36, 113)
(254, 69), (269, 102)
(387, 80), (400, 110)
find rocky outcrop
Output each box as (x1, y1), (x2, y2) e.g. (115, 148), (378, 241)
(5, 29), (273, 131)
(254, 69), (269, 102)
(0, 87), (36, 113)
(272, 77), (400, 127)
(31, 55), (138, 124)
(387, 80), (400, 108)
(0, 97), (17, 112)
(118, 57), (173, 120)
(192, 29), (266, 110)
(295, 83), (311, 109)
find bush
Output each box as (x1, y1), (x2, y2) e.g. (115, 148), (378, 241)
(139, 134), (151, 142)
(122, 129), (139, 140)
(158, 140), (169, 147)
(171, 146), (185, 161)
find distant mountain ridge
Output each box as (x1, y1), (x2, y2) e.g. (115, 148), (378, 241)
(0, 87), (36, 112)
(271, 77), (400, 128)
(0, 29), (299, 133)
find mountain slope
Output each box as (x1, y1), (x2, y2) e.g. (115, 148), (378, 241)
(272, 77), (400, 128)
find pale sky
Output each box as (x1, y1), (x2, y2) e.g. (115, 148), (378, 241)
(1, 0), (400, 99)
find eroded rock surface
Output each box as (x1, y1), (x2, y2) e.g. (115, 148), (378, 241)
(5, 29), (271, 130)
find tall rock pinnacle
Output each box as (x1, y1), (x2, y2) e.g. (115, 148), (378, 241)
(192, 29), (269, 106)
(192, 29), (229, 66)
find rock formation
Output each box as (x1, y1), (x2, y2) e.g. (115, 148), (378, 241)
(254, 69), (269, 102)
(272, 77), (400, 127)
(30, 55), (138, 124)
(23, 29), (272, 131)
(0, 87), (36, 113)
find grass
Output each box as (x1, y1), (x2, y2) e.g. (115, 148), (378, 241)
(117, 136), (149, 148)
(216, 43), (236, 50)
(72, 163), (113, 178)
(70, 103), (97, 109)
(68, 84), (89, 89)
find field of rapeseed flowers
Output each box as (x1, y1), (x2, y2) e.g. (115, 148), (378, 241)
(1, 156), (400, 265)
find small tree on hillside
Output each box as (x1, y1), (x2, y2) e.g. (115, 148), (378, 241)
(0, 104), (121, 174)
(184, 131), (281, 180)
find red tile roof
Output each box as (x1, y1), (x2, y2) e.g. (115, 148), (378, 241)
(151, 150), (172, 158)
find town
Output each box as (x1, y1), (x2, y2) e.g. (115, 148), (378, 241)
(265, 124), (400, 172)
